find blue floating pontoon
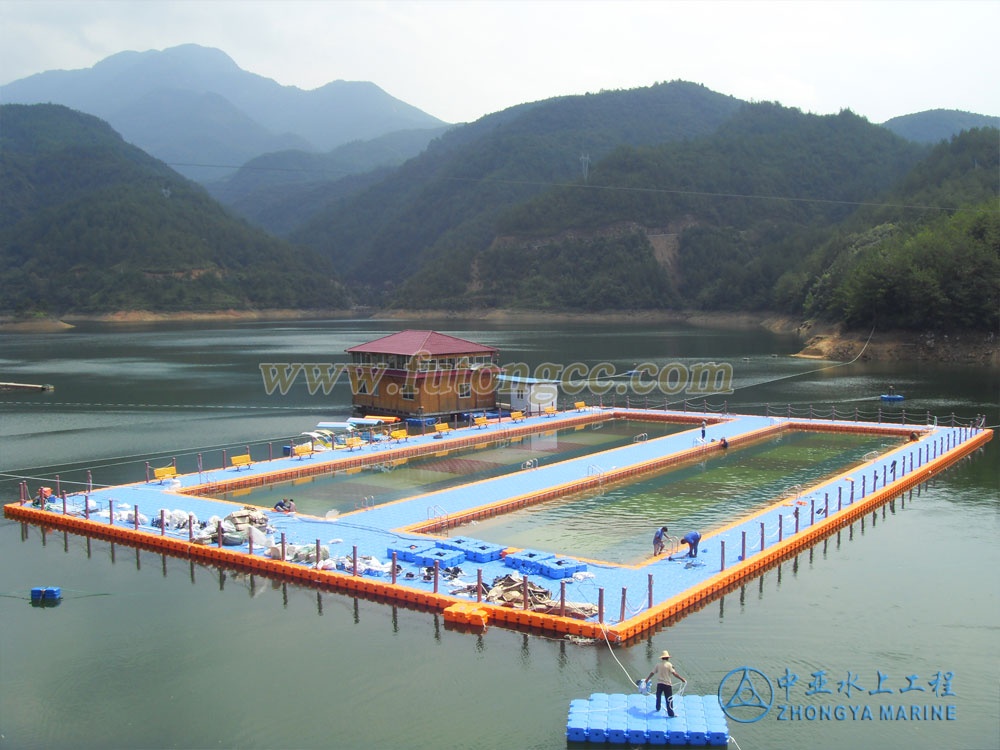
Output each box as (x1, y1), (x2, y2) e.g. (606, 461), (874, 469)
(567, 693), (728, 745)
(880, 394), (904, 401)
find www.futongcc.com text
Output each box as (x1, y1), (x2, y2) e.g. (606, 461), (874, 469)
(258, 361), (734, 397)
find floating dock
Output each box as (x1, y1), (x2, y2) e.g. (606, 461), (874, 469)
(5, 407), (991, 642)
(567, 693), (728, 745)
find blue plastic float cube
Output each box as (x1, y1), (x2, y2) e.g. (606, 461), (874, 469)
(466, 541), (505, 563)
(606, 710), (627, 743)
(504, 548), (553, 575)
(566, 711), (588, 742)
(709, 729), (729, 745)
(540, 556), (587, 579)
(626, 713), (647, 744)
(386, 543), (431, 563)
(647, 714), (667, 745)
(414, 547), (465, 567)
(434, 536), (477, 552)
(668, 727), (687, 744)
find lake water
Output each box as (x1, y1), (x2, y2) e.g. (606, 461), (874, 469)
(1, 318), (997, 750)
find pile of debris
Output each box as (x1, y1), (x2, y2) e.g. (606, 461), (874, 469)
(193, 506), (272, 547)
(479, 574), (599, 620)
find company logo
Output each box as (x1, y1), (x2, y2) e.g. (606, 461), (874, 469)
(718, 667), (774, 723)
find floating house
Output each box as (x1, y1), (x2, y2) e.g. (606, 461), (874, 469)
(346, 330), (501, 420)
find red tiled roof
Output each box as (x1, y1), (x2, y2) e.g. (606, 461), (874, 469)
(346, 330), (498, 356)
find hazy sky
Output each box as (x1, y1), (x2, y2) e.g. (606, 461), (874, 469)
(2, 0), (997, 125)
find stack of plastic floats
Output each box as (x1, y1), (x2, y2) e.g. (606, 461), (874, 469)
(387, 537), (588, 580)
(388, 536), (504, 567)
(566, 693), (728, 745)
(504, 548), (588, 578)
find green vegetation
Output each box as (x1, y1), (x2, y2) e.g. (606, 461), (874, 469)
(466, 104), (928, 312)
(291, 81), (743, 293)
(0, 104), (345, 314)
(829, 207), (999, 330)
(475, 232), (673, 310)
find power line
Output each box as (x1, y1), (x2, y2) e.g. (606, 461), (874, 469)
(162, 164), (998, 215)
(441, 175), (999, 214)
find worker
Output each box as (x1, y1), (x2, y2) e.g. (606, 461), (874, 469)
(682, 531), (701, 558)
(273, 498), (291, 512)
(701, 420), (706, 440)
(653, 525), (669, 556)
(646, 650), (687, 717)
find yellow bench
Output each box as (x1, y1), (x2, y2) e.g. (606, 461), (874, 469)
(574, 401), (586, 410)
(153, 465), (178, 482)
(434, 422), (452, 434)
(543, 405), (557, 417)
(473, 416), (488, 429)
(390, 429), (408, 441)
(293, 443), (314, 458)
(345, 436), (363, 451)
(230, 453), (252, 470)
(510, 411), (524, 422)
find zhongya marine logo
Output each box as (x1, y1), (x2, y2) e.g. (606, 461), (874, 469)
(718, 667), (774, 723)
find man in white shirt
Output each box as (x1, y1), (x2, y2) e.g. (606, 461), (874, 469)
(646, 650), (687, 717)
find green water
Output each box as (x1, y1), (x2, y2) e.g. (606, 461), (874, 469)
(1, 319), (997, 750)
(463, 430), (906, 564)
(209, 419), (686, 515)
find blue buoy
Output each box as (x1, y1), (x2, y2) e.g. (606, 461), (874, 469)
(30, 587), (62, 607)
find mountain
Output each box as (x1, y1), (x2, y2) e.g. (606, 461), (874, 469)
(206, 125), (452, 234)
(0, 104), (346, 314)
(0, 44), (447, 182)
(290, 81), (744, 292)
(449, 104), (928, 311)
(882, 109), (1000, 143)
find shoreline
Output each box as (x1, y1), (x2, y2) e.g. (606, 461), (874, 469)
(2, 308), (996, 364)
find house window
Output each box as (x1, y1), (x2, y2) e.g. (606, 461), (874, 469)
(459, 383), (471, 399)
(355, 379), (379, 397)
(402, 384), (417, 401)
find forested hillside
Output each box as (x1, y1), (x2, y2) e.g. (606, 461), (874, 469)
(0, 104), (345, 314)
(403, 106), (997, 332)
(206, 125), (451, 235)
(793, 128), (1000, 331)
(291, 81), (743, 291)
(417, 104), (926, 310)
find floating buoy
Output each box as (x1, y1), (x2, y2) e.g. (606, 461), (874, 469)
(30, 587), (62, 607)
(30, 586), (61, 600)
(880, 394), (904, 401)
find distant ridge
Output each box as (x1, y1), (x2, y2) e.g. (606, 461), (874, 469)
(881, 109), (1000, 143)
(0, 44), (447, 182)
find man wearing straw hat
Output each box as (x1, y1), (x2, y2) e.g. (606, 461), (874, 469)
(646, 650), (687, 717)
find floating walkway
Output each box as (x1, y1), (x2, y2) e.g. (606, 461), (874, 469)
(5, 407), (991, 643)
